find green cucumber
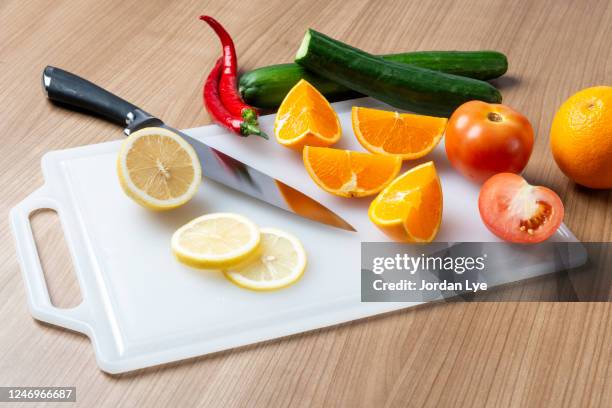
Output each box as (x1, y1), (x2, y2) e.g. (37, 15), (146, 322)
(240, 51), (507, 109)
(294, 29), (502, 117)
(240, 63), (361, 110)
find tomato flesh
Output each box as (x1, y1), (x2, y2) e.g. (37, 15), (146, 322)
(478, 173), (564, 243)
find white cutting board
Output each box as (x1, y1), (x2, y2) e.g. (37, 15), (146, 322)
(10, 98), (578, 374)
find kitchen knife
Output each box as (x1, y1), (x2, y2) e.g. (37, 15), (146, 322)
(42, 66), (355, 232)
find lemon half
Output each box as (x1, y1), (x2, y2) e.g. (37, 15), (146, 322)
(224, 228), (306, 291)
(171, 213), (261, 269)
(117, 127), (201, 210)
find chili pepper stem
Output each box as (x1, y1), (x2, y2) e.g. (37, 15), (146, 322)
(241, 108), (258, 123)
(240, 122), (269, 139)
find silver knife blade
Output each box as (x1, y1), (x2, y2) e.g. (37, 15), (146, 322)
(158, 125), (356, 232)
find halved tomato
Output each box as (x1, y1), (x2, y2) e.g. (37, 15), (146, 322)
(478, 173), (564, 243)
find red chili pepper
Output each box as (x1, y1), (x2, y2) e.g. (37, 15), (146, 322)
(200, 15), (258, 123)
(204, 57), (267, 138)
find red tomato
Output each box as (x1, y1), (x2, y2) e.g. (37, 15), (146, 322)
(445, 101), (534, 183)
(478, 173), (564, 243)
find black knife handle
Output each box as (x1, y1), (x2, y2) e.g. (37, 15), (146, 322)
(42, 66), (158, 131)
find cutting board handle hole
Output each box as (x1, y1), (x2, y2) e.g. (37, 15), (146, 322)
(29, 209), (82, 308)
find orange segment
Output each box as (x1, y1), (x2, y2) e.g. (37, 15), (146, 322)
(303, 146), (402, 198)
(369, 161), (443, 242)
(352, 107), (447, 160)
(274, 79), (341, 150)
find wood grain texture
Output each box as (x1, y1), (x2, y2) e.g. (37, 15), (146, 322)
(0, 0), (610, 407)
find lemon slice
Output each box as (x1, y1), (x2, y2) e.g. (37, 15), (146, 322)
(224, 228), (307, 291)
(117, 127), (201, 210)
(171, 213), (261, 269)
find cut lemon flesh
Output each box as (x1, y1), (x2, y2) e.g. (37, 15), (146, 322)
(274, 79), (341, 150)
(172, 213), (261, 269)
(303, 146), (402, 197)
(224, 228), (307, 291)
(369, 161), (443, 242)
(117, 127), (201, 210)
(352, 107), (446, 160)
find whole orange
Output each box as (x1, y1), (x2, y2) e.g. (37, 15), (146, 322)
(550, 86), (612, 189)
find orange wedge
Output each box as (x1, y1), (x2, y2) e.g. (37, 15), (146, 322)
(369, 161), (442, 242)
(303, 146), (402, 198)
(352, 107), (447, 160)
(274, 79), (341, 150)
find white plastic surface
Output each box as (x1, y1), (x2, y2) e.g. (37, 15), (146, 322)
(10, 98), (578, 373)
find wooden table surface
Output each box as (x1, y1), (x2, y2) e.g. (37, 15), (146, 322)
(1, 0), (611, 406)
